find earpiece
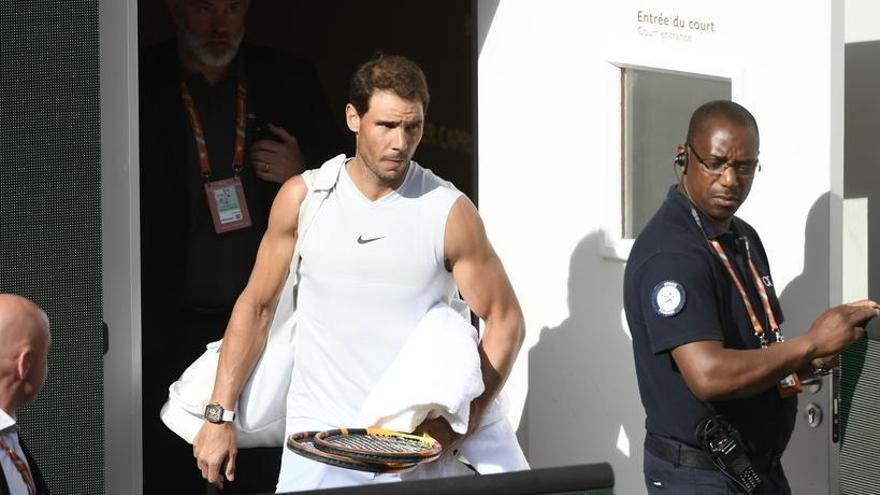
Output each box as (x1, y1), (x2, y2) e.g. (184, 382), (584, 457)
(674, 145), (688, 171)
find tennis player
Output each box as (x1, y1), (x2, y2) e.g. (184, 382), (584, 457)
(192, 53), (526, 492)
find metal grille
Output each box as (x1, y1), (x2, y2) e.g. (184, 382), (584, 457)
(840, 340), (880, 494)
(0, 1), (104, 494)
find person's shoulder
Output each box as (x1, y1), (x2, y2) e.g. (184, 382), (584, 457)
(732, 216), (771, 257)
(404, 163), (464, 215)
(409, 161), (460, 193)
(732, 215), (761, 239)
(631, 202), (697, 256)
(272, 174), (309, 213)
(627, 203), (709, 276)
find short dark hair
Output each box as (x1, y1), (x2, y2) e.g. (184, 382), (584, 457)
(686, 100), (759, 146)
(348, 53), (430, 116)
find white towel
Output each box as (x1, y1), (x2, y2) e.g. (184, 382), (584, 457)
(357, 301), (529, 477)
(357, 301), (484, 434)
(401, 418), (529, 480)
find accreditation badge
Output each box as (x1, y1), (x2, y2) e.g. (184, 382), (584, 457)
(777, 372), (802, 398)
(204, 176), (252, 234)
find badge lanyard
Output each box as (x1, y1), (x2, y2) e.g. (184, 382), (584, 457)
(180, 78), (252, 233)
(690, 205), (802, 397)
(707, 240), (781, 349)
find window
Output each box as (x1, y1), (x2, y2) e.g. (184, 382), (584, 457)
(621, 68), (731, 238)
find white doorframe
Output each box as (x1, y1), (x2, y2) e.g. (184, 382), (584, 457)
(100, 0), (142, 492)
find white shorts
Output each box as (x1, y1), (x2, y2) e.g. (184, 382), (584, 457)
(275, 414), (524, 491)
(275, 446), (401, 493)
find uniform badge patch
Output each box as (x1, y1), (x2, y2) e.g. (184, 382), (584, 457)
(651, 281), (686, 317)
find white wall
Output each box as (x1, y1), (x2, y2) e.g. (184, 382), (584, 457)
(478, 1), (841, 493)
(846, 0), (880, 43)
(101, 0), (142, 493)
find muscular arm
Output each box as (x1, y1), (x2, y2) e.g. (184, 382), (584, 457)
(672, 338), (812, 401)
(672, 301), (878, 401)
(193, 175), (307, 487)
(444, 197), (525, 429)
(209, 177), (306, 408)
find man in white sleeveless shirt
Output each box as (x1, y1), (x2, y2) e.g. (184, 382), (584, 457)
(192, 54), (525, 492)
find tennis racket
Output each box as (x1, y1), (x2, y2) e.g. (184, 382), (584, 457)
(313, 428), (442, 465)
(287, 428), (442, 473)
(287, 431), (419, 473)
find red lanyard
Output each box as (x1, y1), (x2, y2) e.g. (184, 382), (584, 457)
(179, 78), (248, 179)
(708, 239), (782, 348)
(0, 437), (36, 495)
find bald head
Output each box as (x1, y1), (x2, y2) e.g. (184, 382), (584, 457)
(0, 295), (49, 354)
(686, 100), (759, 148)
(0, 294), (50, 412)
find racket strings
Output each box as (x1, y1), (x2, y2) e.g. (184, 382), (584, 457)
(288, 429), (441, 473)
(325, 435), (428, 453)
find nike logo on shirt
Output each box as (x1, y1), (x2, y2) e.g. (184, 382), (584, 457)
(357, 235), (385, 244)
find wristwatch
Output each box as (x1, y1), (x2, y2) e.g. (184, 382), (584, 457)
(204, 403), (235, 424)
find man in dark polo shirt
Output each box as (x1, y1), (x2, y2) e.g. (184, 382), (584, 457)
(138, 0), (341, 493)
(623, 100), (879, 493)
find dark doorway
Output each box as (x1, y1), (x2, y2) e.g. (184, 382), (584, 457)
(138, 0), (476, 197)
(137, 2), (476, 493)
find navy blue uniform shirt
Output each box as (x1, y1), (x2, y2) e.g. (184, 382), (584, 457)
(624, 185), (797, 457)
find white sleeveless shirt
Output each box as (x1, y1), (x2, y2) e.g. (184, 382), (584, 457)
(287, 160), (463, 430)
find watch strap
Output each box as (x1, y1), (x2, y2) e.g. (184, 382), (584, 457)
(221, 408), (235, 422)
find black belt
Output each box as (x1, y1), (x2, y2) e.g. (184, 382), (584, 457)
(645, 433), (717, 470)
(645, 433), (782, 473)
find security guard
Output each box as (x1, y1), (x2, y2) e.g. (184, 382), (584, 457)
(623, 100), (879, 494)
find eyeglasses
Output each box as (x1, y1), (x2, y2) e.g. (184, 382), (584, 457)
(687, 144), (761, 177)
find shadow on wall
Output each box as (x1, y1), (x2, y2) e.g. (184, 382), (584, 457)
(776, 193), (830, 346)
(518, 230), (645, 495)
(750, 192), (875, 493)
(777, 192), (832, 495)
